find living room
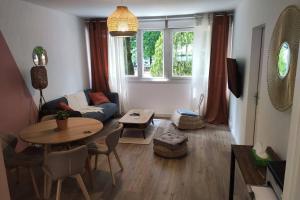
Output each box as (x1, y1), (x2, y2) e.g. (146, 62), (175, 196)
(1, 0), (300, 199)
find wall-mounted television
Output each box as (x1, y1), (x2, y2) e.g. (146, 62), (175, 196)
(227, 58), (242, 98)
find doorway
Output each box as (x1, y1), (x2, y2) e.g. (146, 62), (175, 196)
(244, 25), (265, 145)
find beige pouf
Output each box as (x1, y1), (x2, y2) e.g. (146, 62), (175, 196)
(171, 110), (205, 130)
(153, 132), (188, 158)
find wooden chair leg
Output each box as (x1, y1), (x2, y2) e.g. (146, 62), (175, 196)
(44, 173), (48, 199)
(16, 167), (20, 184)
(56, 179), (62, 200)
(113, 149), (123, 171)
(28, 168), (40, 199)
(86, 156), (93, 189)
(74, 174), (91, 200)
(46, 174), (52, 199)
(107, 155), (115, 186)
(94, 155), (98, 170)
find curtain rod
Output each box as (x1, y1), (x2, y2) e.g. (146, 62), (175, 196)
(84, 11), (234, 22)
(85, 18), (107, 22)
(138, 11), (234, 21)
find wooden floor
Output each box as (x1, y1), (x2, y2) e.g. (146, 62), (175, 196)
(8, 119), (246, 200)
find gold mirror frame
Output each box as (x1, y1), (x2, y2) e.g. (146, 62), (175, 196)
(267, 5), (300, 111)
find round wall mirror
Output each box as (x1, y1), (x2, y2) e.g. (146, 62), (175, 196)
(267, 6), (300, 111)
(277, 42), (291, 79)
(32, 46), (48, 66)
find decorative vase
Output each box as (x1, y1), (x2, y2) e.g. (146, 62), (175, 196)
(56, 119), (68, 130)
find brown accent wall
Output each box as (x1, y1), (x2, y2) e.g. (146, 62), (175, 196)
(0, 31), (38, 148)
(0, 30), (39, 199)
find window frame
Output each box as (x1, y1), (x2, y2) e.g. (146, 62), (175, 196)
(170, 28), (194, 79)
(125, 28), (194, 82)
(124, 35), (138, 77)
(141, 29), (165, 79)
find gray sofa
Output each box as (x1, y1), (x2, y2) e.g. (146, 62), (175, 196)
(41, 89), (119, 122)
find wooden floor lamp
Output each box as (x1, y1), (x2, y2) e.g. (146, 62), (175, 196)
(30, 46), (49, 117)
(30, 65), (48, 112)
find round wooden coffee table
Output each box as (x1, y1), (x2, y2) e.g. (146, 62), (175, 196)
(20, 117), (103, 199)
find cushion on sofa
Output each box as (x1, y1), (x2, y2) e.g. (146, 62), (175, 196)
(82, 103), (118, 122)
(41, 97), (68, 115)
(84, 89), (92, 105)
(41, 90), (119, 121)
(57, 102), (73, 111)
(65, 91), (88, 110)
(89, 92), (110, 105)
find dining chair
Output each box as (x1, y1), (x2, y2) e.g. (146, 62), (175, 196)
(43, 145), (91, 200)
(87, 123), (124, 186)
(0, 133), (43, 199)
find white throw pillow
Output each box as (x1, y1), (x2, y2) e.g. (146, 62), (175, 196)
(65, 91), (88, 110)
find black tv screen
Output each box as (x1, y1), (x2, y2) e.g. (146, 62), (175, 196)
(227, 58), (241, 98)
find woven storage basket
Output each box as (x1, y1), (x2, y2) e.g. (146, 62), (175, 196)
(153, 142), (187, 158)
(171, 110), (205, 130)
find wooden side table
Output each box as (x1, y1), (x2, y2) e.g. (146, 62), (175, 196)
(119, 109), (155, 139)
(229, 145), (281, 200)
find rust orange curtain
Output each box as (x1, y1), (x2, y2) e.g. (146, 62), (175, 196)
(205, 14), (230, 124)
(88, 20), (110, 94)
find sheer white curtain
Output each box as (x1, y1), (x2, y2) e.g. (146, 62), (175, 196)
(191, 14), (212, 116)
(108, 35), (129, 114)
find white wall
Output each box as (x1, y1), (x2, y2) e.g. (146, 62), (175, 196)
(127, 81), (192, 116)
(0, 0), (89, 104)
(230, 0), (300, 159)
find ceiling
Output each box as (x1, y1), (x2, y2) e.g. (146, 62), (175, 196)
(21, 0), (239, 18)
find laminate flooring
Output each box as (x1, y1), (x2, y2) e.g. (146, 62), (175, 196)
(8, 119), (246, 200)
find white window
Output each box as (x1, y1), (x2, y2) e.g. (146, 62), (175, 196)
(172, 31), (194, 77)
(123, 21), (195, 81)
(124, 36), (138, 76)
(142, 30), (164, 78)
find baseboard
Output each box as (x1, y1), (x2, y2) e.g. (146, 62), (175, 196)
(154, 113), (171, 119)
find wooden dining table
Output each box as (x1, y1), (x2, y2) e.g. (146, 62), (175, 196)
(19, 117), (103, 199)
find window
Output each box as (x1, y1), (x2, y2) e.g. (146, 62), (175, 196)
(123, 27), (195, 80)
(124, 36), (137, 76)
(172, 31), (194, 77)
(142, 31), (164, 78)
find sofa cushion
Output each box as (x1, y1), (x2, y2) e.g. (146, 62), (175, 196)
(57, 102), (73, 111)
(41, 97), (68, 115)
(84, 89), (92, 105)
(82, 103), (118, 122)
(89, 92), (110, 105)
(65, 91), (88, 110)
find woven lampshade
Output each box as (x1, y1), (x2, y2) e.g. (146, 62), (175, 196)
(107, 6), (138, 37)
(30, 66), (48, 90)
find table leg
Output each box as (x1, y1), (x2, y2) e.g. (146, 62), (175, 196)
(143, 130), (146, 139)
(229, 147), (235, 200)
(43, 144), (49, 199)
(120, 127), (124, 138)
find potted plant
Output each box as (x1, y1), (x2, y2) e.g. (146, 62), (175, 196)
(56, 111), (70, 130)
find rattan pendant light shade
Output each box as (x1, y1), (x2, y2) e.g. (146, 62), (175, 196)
(107, 6), (138, 37)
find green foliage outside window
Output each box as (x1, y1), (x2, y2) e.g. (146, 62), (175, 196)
(124, 37), (137, 75)
(124, 30), (194, 78)
(143, 31), (161, 65)
(277, 42), (290, 79)
(172, 32), (194, 76)
(150, 33), (164, 77)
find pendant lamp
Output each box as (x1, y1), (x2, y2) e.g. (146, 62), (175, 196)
(107, 6), (138, 37)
